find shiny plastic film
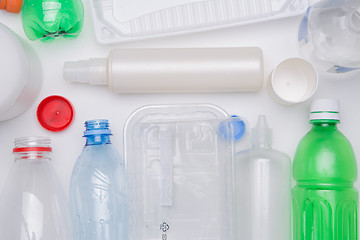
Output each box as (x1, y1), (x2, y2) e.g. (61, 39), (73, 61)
(90, 0), (309, 43)
(124, 104), (250, 240)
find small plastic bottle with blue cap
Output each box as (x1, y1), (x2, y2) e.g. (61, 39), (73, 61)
(234, 115), (291, 240)
(69, 119), (127, 240)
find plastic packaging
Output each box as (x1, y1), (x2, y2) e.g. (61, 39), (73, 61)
(21, 0), (84, 41)
(0, 23), (41, 121)
(64, 47), (264, 93)
(234, 115), (291, 240)
(89, 0), (309, 43)
(124, 104), (249, 240)
(0, 137), (72, 239)
(70, 119), (127, 240)
(292, 99), (358, 240)
(37, 95), (75, 132)
(298, 0), (360, 74)
(268, 58), (318, 105)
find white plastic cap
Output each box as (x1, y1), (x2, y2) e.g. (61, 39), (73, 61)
(63, 58), (107, 85)
(309, 99), (340, 121)
(268, 58), (318, 105)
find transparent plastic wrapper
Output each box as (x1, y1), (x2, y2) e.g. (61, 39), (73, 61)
(0, 137), (72, 240)
(90, 0), (309, 43)
(124, 104), (249, 240)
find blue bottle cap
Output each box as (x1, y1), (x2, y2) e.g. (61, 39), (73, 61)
(219, 115), (246, 141)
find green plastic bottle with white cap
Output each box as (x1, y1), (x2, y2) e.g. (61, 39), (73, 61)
(292, 99), (358, 240)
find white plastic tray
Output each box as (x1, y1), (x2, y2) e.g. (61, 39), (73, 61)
(90, 0), (309, 43)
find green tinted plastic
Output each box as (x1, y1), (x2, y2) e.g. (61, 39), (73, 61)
(292, 120), (358, 240)
(21, 0), (84, 41)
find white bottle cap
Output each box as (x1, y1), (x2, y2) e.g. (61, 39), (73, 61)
(268, 58), (318, 105)
(309, 99), (340, 121)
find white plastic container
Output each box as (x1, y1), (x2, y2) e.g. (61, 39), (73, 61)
(0, 23), (42, 121)
(90, 0), (309, 43)
(124, 104), (250, 240)
(64, 47), (264, 93)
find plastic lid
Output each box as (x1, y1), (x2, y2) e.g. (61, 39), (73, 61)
(37, 95), (74, 132)
(219, 115), (246, 141)
(269, 58), (318, 105)
(309, 99), (340, 121)
(0, 0), (22, 13)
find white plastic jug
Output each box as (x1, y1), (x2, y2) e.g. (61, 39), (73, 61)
(0, 23), (41, 121)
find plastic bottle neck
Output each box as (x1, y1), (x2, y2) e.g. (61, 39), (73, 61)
(85, 134), (111, 146)
(13, 136), (52, 161)
(310, 119), (339, 130)
(83, 119), (112, 146)
(252, 142), (272, 150)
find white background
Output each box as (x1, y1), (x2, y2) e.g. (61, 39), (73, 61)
(1, 0), (360, 196)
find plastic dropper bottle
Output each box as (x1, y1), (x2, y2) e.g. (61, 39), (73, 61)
(64, 47), (264, 93)
(235, 115), (291, 240)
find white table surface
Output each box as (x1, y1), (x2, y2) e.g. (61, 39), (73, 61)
(1, 0), (360, 196)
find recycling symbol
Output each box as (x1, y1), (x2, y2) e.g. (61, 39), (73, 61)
(160, 222), (170, 232)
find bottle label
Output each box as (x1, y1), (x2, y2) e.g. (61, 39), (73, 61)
(298, 7), (311, 46)
(327, 65), (360, 73)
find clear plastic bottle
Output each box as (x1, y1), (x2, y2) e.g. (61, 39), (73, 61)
(69, 119), (127, 240)
(21, 0), (84, 41)
(298, 0), (360, 74)
(0, 136), (72, 240)
(234, 115), (291, 240)
(292, 99), (358, 240)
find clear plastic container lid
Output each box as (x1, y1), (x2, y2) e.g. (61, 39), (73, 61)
(124, 104), (249, 240)
(91, 0), (309, 43)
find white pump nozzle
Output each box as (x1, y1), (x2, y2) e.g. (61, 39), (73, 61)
(63, 58), (107, 85)
(251, 115), (272, 147)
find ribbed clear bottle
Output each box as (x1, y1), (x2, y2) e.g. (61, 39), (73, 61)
(69, 119), (127, 240)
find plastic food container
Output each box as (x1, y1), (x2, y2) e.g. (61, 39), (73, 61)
(0, 23), (42, 121)
(90, 0), (309, 43)
(124, 104), (249, 240)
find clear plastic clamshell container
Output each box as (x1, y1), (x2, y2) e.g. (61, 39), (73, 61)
(91, 0), (309, 43)
(124, 104), (249, 240)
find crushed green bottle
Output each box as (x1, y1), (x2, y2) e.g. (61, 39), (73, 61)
(21, 0), (84, 41)
(293, 99), (358, 240)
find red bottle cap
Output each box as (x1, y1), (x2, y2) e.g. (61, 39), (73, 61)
(37, 95), (74, 132)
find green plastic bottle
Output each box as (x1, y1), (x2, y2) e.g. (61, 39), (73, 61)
(21, 0), (84, 41)
(293, 99), (358, 240)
